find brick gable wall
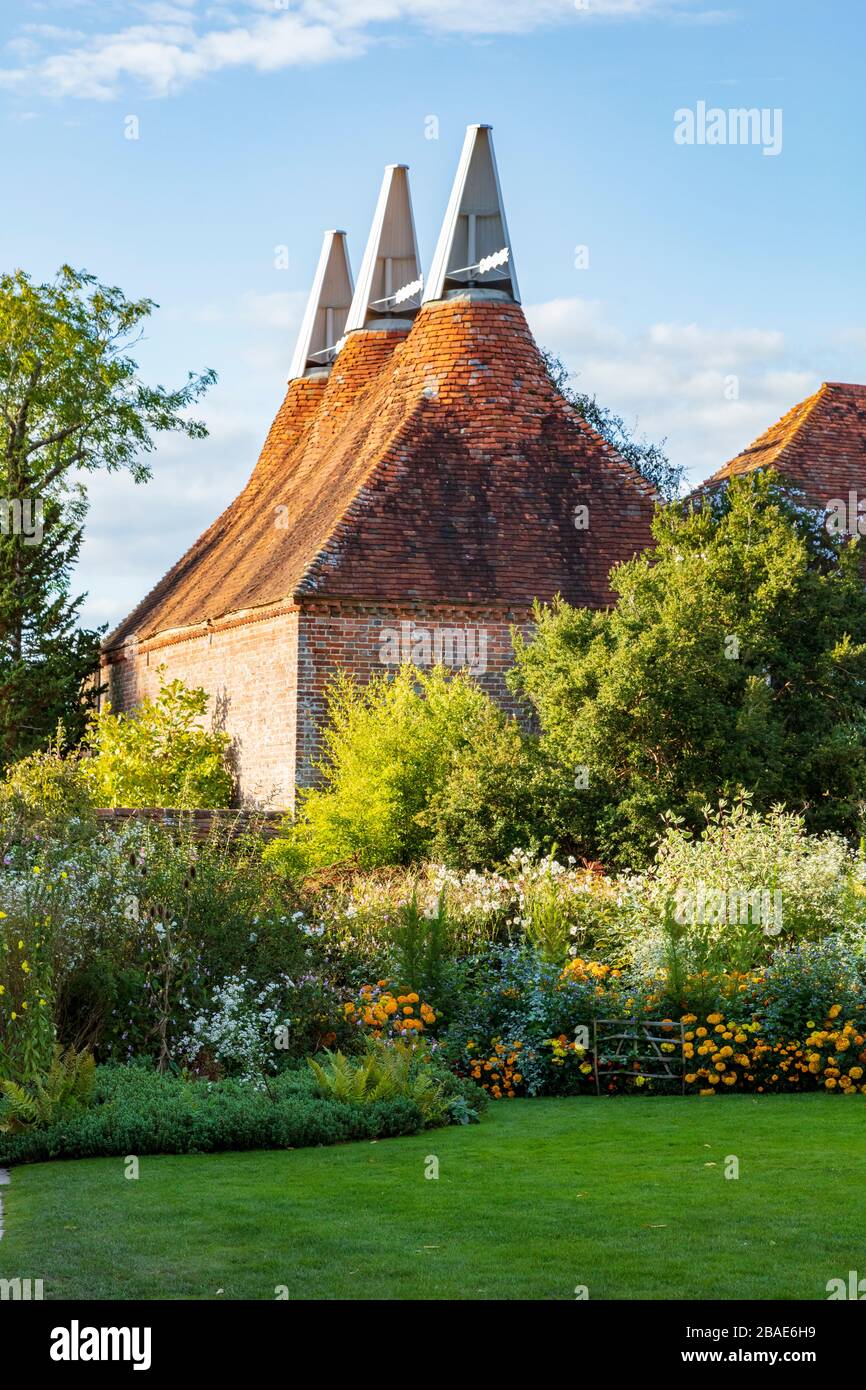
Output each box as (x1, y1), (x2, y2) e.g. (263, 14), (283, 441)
(104, 608), (299, 809)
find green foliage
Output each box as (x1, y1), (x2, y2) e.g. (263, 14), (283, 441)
(0, 1044), (95, 1133)
(0, 1062), (427, 1165)
(58, 819), (312, 1066)
(424, 715), (578, 868)
(266, 665), (509, 873)
(0, 873), (57, 1083)
(0, 728), (95, 843)
(83, 669), (233, 808)
(521, 857), (575, 964)
(541, 349), (683, 500)
(618, 800), (860, 976)
(0, 265), (215, 768)
(512, 473), (866, 867)
(387, 888), (450, 1009)
(308, 1038), (483, 1127)
(0, 485), (104, 767)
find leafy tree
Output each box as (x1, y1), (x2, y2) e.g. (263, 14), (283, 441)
(0, 265), (216, 765)
(425, 716), (579, 868)
(84, 672), (233, 809)
(511, 472), (866, 867)
(541, 349), (683, 500)
(0, 483), (101, 763)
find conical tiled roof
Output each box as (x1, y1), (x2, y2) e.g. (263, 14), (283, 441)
(105, 329), (407, 648)
(104, 294), (656, 650)
(702, 382), (866, 498)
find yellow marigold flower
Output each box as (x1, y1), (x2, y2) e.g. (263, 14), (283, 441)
(684, 1073), (697, 1084)
(829, 1004), (842, 1019)
(722, 1074), (736, 1085)
(699, 1088), (716, 1096)
(696, 1027), (707, 1038)
(707, 1013), (723, 1025)
(849, 1066), (863, 1080)
(825, 1077), (838, 1089)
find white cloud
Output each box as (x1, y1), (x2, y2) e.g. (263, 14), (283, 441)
(0, 0), (730, 100)
(524, 294), (826, 483)
(647, 321), (785, 366)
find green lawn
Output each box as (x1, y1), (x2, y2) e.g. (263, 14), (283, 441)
(2, 1095), (864, 1300)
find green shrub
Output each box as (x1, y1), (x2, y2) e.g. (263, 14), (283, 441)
(0, 814), (328, 1069)
(265, 666), (511, 874)
(0, 730), (96, 844)
(512, 472), (866, 867)
(0, 1062), (427, 1165)
(83, 669), (233, 809)
(0, 870), (58, 1082)
(309, 1039), (485, 1127)
(424, 718), (576, 868)
(617, 800), (862, 976)
(386, 889), (451, 1009)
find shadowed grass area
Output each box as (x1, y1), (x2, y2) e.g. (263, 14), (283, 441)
(1, 1095), (864, 1300)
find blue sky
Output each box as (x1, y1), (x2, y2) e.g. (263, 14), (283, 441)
(2, 0), (865, 629)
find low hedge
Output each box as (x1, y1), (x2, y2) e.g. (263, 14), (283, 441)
(0, 1064), (425, 1165)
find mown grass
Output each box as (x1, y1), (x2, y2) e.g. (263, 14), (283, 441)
(1, 1094), (864, 1300)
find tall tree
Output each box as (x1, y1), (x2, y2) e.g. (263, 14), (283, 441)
(0, 265), (216, 765)
(541, 348), (684, 501)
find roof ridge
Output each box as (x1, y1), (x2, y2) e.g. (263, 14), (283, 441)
(703, 383), (827, 486)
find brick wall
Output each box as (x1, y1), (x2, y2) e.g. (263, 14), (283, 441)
(295, 598), (533, 789)
(102, 607), (299, 810)
(101, 599), (533, 808)
(95, 807), (284, 839)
